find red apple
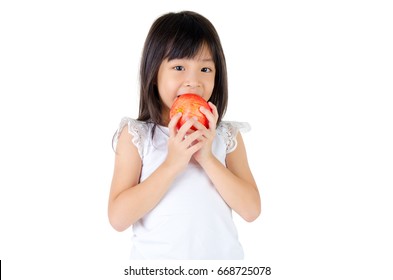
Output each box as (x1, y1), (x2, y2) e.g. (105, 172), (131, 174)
(169, 94), (211, 130)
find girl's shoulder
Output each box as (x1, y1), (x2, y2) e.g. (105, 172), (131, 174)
(113, 117), (150, 158)
(216, 121), (251, 153)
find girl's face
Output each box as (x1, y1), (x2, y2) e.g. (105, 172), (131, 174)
(157, 46), (215, 126)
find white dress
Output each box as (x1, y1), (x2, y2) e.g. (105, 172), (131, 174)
(114, 118), (251, 260)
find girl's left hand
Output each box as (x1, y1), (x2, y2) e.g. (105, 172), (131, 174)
(192, 102), (219, 166)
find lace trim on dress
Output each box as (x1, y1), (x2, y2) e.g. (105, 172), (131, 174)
(217, 121), (251, 154)
(114, 117), (148, 158)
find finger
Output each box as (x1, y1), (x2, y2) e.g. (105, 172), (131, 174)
(183, 130), (204, 147)
(187, 140), (204, 154)
(168, 112), (182, 137)
(200, 103), (218, 130)
(192, 120), (209, 135)
(177, 117), (197, 139)
(208, 102), (219, 122)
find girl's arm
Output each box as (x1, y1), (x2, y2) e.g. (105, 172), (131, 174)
(198, 132), (261, 222)
(108, 115), (203, 231)
(108, 127), (175, 232)
(195, 104), (260, 222)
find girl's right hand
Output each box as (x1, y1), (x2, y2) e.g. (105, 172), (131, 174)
(165, 113), (204, 174)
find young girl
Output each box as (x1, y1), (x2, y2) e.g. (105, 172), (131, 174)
(109, 11), (260, 260)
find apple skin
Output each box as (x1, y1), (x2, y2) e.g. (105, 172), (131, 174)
(169, 94), (212, 130)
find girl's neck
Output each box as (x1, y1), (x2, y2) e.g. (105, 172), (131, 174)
(160, 108), (170, 127)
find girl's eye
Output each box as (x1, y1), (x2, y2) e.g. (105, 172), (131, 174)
(201, 67), (212, 73)
(174, 66), (185, 71)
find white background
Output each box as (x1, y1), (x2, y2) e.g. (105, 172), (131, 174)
(1, 0), (392, 279)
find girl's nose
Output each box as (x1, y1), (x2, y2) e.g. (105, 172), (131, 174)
(184, 73), (201, 88)
(185, 81), (200, 88)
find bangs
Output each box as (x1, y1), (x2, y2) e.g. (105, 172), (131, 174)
(163, 16), (212, 60)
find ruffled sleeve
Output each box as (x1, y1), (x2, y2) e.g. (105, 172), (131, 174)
(217, 121), (251, 154)
(113, 117), (148, 158)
